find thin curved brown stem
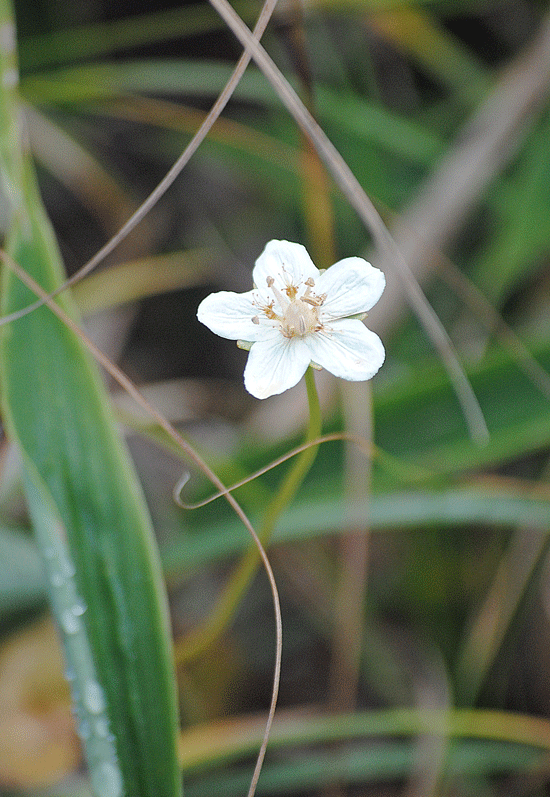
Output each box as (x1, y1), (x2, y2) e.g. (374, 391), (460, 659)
(174, 431), (373, 511)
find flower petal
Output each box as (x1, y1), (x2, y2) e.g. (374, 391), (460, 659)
(305, 318), (385, 381)
(197, 290), (269, 341)
(317, 257), (385, 319)
(244, 335), (311, 399)
(253, 240), (319, 292)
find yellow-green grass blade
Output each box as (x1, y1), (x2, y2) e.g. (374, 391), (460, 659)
(0, 3), (182, 795)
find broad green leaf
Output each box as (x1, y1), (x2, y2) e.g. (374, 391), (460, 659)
(0, 3), (182, 794)
(23, 461), (125, 796)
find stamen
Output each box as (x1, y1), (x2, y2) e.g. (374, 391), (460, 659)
(301, 277), (326, 307)
(284, 284), (299, 300)
(263, 272), (325, 339)
(266, 274), (290, 312)
(302, 293), (327, 307)
(263, 303), (278, 320)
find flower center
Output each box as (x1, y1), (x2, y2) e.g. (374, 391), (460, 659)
(280, 298), (319, 337)
(253, 275), (327, 339)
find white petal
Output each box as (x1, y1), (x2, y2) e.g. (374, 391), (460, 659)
(244, 335), (311, 399)
(197, 290), (269, 341)
(305, 319), (385, 381)
(317, 258), (385, 319)
(253, 240), (319, 292)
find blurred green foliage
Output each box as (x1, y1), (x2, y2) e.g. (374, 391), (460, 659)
(2, 0), (550, 795)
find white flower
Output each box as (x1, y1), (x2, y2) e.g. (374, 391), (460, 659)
(197, 240), (385, 399)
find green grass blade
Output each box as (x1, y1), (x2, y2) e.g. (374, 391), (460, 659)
(1, 174), (182, 797)
(184, 739), (541, 797)
(0, 2), (182, 794)
(18, 2), (255, 71)
(162, 486), (550, 578)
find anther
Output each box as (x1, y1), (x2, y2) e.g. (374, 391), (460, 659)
(302, 292), (326, 307)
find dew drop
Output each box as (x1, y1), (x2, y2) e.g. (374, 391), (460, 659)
(84, 680), (106, 714)
(61, 609), (81, 635)
(50, 572), (64, 588)
(59, 556), (76, 578)
(92, 761), (123, 797)
(72, 600), (87, 616)
(94, 717), (109, 738)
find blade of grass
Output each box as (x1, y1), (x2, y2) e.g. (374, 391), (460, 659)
(25, 104), (137, 235)
(177, 706), (550, 774)
(18, 1), (256, 70)
(162, 486), (550, 578)
(183, 739), (539, 797)
(456, 524), (550, 704)
(21, 59), (279, 105)
(367, 6), (488, 101)
(0, 2), (181, 793)
(72, 250), (216, 315)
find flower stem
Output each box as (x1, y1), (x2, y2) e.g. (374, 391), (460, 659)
(176, 367), (322, 663)
(259, 367), (321, 536)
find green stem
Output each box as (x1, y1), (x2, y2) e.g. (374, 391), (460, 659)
(259, 367), (322, 536)
(177, 367), (322, 662)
